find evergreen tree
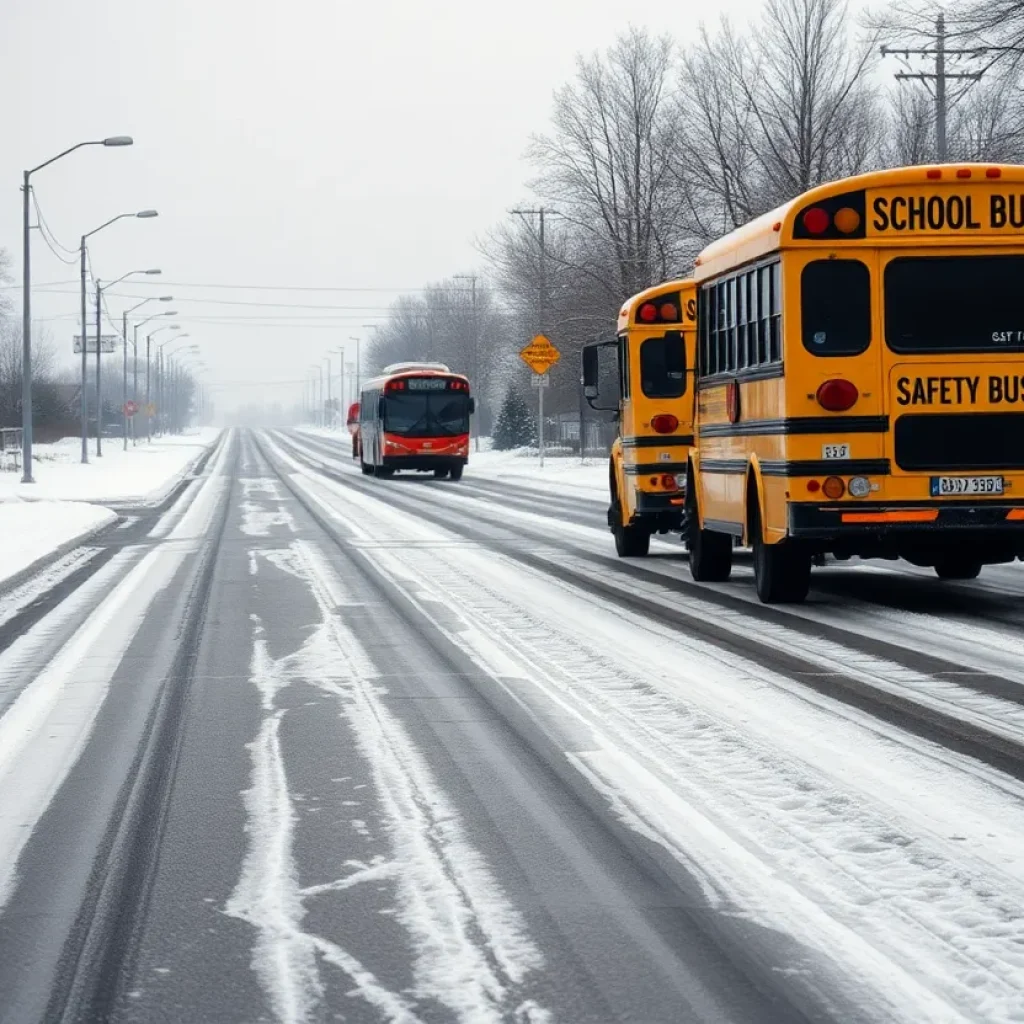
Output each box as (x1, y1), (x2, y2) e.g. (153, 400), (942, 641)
(492, 386), (536, 450)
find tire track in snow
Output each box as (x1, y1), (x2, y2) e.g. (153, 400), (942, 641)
(228, 510), (551, 1021)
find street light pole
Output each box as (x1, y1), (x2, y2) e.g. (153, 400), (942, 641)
(97, 269), (160, 456)
(122, 295), (172, 450)
(21, 135), (133, 483)
(147, 325), (180, 441)
(77, 210), (158, 463)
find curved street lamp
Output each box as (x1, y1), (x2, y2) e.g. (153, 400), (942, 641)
(21, 135), (133, 482)
(123, 297), (173, 448)
(146, 324), (179, 441)
(94, 268), (160, 457)
(78, 209), (159, 463)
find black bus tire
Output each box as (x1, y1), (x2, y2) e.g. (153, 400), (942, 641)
(449, 464), (464, 481)
(934, 558), (982, 580)
(751, 502), (811, 603)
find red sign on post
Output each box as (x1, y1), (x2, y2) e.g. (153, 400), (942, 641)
(123, 400), (139, 417)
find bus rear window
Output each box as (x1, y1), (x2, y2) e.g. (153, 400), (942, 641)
(640, 334), (686, 398)
(801, 260), (871, 356)
(886, 256), (1024, 353)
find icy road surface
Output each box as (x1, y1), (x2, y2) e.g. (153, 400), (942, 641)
(0, 427), (1023, 1024)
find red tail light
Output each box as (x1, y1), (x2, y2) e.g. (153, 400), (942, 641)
(651, 414), (679, 434)
(816, 379), (859, 412)
(639, 303), (658, 322)
(660, 474), (676, 490)
(802, 207), (830, 234)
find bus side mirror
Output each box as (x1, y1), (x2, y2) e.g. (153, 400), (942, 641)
(582, 346), (600, 398)
(468, 397), (476, 414)
(663, 330), (687, 378)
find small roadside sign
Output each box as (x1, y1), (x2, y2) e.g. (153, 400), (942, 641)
(519, 334), (560, 375)
(531, 373), (549, 388)
(123, 400), (139, 417)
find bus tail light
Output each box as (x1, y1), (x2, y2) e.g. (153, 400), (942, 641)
(823, 476), (846, 499)
(848, 476), (871, 498)
(816, 379), (859, 412)
(802, 207), (830, 234)
(637, 293), (682, 325)
(660, 474), (677, 490)
(807, 480), (821, 493)
(651, 413), (679, 434)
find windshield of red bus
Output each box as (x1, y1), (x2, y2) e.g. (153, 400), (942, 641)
(382, 381), (470, 437)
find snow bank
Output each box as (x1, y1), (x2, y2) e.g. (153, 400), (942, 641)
(466, 446), (606, 498)
(0, 501), (115, 590)
(0, 429), (221, 505)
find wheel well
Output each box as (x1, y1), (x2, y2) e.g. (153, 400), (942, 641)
(745, 469), (761, 546)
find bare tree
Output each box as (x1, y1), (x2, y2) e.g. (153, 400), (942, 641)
(678, 0), (878, 238)
(528, 27), (691, 300)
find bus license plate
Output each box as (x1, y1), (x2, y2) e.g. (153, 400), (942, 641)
(930, 475), (1004, 496)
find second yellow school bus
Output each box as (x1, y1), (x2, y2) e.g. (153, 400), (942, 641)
(582, 280), (697, 556)
(687, 164), (1024, 603)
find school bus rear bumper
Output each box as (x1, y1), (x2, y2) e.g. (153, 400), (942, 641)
(622, 491), (685, 533)
(788, 501), (1024, 538)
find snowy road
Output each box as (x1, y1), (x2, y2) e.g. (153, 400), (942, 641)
(1, 427), (1023, 1023)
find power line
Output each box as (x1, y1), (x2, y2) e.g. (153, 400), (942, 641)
(31, 192), (80, 266)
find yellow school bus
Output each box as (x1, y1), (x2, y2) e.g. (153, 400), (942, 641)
(582, 280), (697, 556)
(688, 164), (1024, 603)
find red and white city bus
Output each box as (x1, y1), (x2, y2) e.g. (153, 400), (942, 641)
(357, 363), (474, 480)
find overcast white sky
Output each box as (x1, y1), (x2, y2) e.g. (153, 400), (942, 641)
(2, 0), (856, 414)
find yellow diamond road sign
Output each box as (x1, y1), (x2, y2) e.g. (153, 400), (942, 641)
(519, 334), (560, 375)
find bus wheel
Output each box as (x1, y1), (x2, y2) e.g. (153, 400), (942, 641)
(360, 460), (373, 476)
(751, 503), (810, 604)
(686, 491), (732, 581)
(934, 557), (982, 580)
(374, 465), (394, 479)
(449, 464), (464, 481)
(614, 522), (651, 557)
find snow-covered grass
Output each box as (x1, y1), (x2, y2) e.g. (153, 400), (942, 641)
(0, 429), (221, 505)
(0, 501), (115, 590)
(467, 445), (606, 498)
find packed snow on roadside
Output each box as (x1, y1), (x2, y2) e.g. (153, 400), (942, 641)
(0, 429), (221, 505)
(0, 500), (115, 589)
(464, 444), (606, 499)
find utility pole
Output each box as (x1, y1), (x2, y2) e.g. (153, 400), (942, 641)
(453, 274), (479, 451)
(95, 281), (103, 456)
(881, 13), (984, 161)
(325, 356), (332, 425)
(79, 239), (89, 464)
